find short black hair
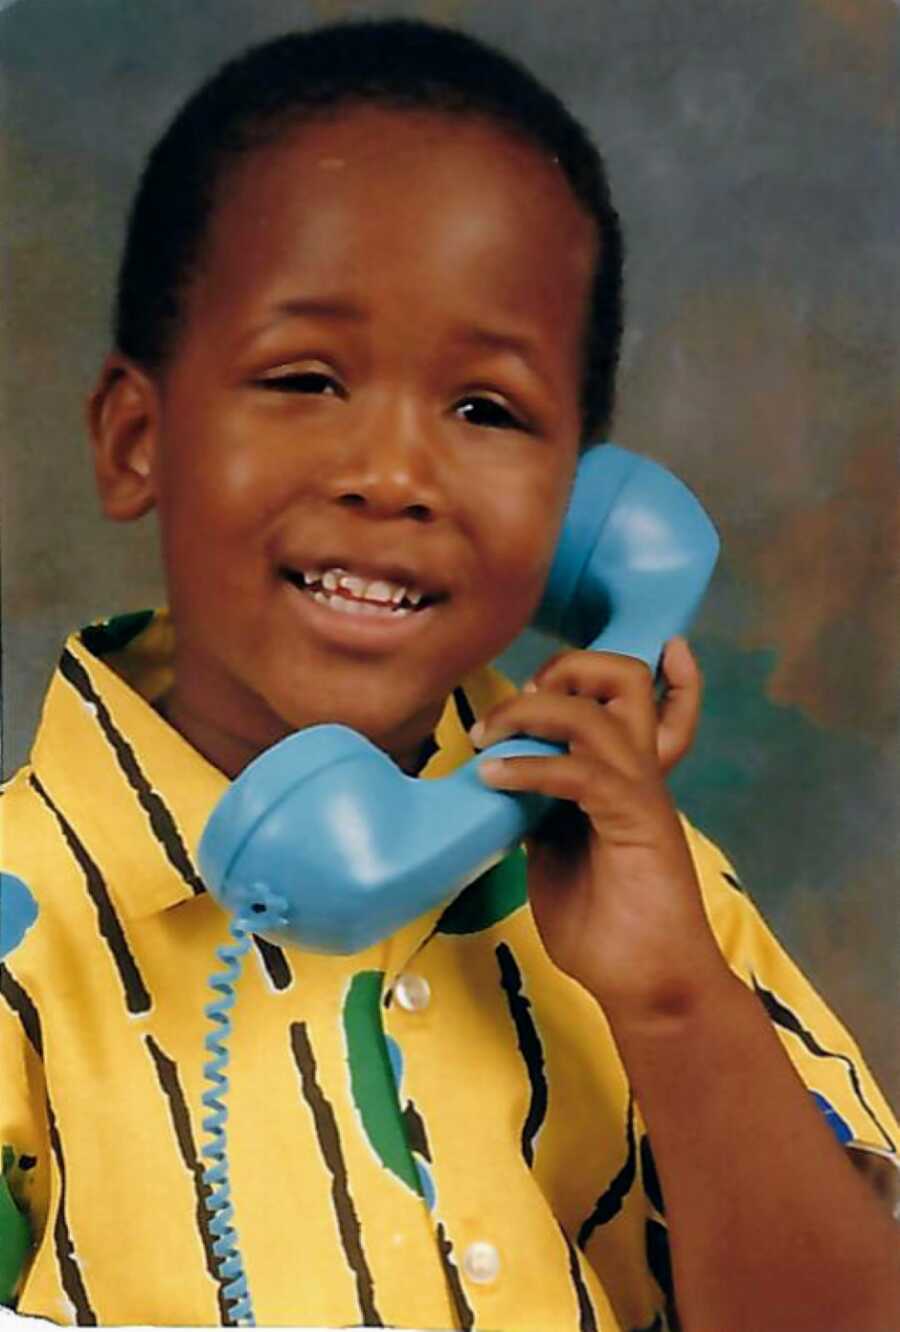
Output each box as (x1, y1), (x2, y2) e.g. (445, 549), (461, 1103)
(114, 18), (624, 442)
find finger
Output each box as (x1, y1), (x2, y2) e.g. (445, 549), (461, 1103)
(469, 690), (641, 772)
(520, 649), (657, 754)
(477, 752), (603, 805)
(477, 753), (669, 843)
(527, 648), (655, 702)
(656, 637), (702, 772)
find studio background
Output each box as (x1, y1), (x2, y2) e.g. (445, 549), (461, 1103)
(2, 0), (898, 1104)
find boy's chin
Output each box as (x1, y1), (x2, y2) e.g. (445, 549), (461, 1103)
(263, 682), (444, 766)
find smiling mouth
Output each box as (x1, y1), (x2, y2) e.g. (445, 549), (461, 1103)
(280, 567), (441, 618)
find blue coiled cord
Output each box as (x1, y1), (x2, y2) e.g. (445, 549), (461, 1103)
(201, 885), (288, 1328)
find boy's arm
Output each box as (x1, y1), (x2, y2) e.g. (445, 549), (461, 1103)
(579, 834), (900, 1332)
(474, 641), (900, 1332)
(618, 1003), (899, 1331)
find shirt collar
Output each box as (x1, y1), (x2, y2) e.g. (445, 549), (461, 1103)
(30, 609), (515, 938)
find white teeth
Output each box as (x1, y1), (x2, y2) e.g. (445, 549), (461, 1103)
(303, 565), (423, 606)
(363, 579), (398, 604)
(338, 572), (409, 604)
(312, 590), (412, 618)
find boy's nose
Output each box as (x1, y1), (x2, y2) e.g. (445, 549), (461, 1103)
(324, 405), (444, 522)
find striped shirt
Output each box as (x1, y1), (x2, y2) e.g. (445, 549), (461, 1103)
(1, 609), (897, 1330)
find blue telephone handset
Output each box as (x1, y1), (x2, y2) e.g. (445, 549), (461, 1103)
(197, 444), (719, 955)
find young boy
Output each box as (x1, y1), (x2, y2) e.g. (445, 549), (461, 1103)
(1, 19), (897, 1332)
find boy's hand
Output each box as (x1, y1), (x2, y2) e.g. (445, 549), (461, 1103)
(472, 638), (732, 1020)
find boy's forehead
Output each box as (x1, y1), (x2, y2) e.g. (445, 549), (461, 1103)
(195, 105), (597, 329)
(213, 105), (594, 244)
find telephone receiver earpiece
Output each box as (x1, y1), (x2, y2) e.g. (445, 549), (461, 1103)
(198, 444), (720, 953)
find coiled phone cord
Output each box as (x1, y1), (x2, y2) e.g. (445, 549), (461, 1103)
(201, 885), (288, 1328)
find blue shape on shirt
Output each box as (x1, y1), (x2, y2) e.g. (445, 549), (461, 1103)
(0, 873), (39, 960)
(385, 1034), (404, 1085)
(811, 1090), (853, 1145)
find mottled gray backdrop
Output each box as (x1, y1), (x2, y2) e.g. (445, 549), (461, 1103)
(2, 0), (898, 1102)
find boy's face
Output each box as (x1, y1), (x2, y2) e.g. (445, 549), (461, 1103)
(105, 107), (597, 774)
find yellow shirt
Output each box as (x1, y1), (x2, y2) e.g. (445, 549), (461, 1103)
(1, 610), (896, 1330)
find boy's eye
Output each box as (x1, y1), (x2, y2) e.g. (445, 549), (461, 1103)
(454, 395), (527, 431)
(256, 371), (345, 397)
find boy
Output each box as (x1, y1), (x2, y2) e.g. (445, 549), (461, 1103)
(1, 18), (897, 1331)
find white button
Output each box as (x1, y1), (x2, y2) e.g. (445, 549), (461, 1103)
(394, 972), (431, 1012)
(462, 1240), (501, 1284)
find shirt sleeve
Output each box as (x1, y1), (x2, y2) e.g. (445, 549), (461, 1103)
(682, 817), (900, 1171)
(0, 957), (48, 1307)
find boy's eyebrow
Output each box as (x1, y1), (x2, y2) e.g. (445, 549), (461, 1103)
(452, 323), (557, 395)
(453, 324), (537, 362)
(241, 300), (552, 386)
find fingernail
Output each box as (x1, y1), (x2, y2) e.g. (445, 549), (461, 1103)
(522, 679), (538, 693)
(469, 720), (485, 747)
(478, 759), (505, 782)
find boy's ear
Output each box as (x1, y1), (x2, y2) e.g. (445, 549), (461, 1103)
(87, 353), (161, 521)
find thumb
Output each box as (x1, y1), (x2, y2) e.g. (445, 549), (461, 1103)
(656, 636), (702, 773)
